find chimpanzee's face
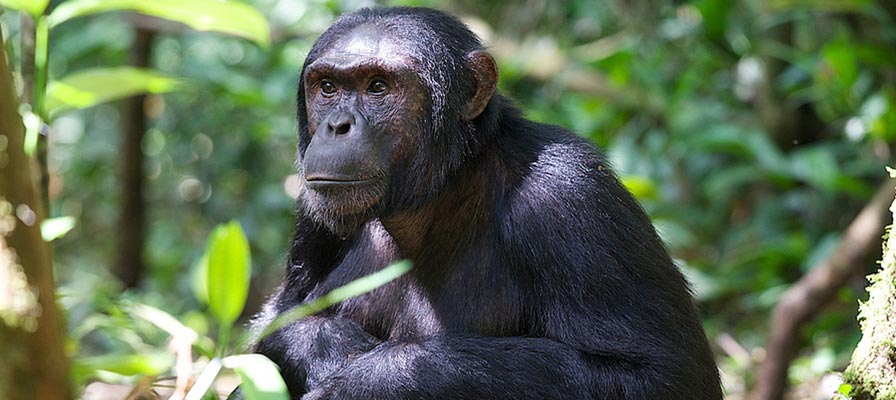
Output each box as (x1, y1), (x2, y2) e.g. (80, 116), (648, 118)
(299, 24), (430, 234)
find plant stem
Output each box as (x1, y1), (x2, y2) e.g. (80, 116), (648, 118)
(218, 324), (230, 358)
(32, 15), (50, 217)
(33, 16), (48, 120)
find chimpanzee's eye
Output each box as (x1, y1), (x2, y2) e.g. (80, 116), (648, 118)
(321, 80), (337, 96)
(367, 78), (388, 95)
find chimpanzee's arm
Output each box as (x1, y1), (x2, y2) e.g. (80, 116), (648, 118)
(254, 314), (380, 396)
(300, 335), (678, 400)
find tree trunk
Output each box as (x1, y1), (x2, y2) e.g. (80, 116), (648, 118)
(0, 29), (71, 400)
(755, 3), (826, 150)
(751, 182), (894, 400)
(114, 27), (155, 288)
(844, 177), (896, 399)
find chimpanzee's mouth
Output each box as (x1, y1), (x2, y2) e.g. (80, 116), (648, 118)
(305, 175), (376, 189)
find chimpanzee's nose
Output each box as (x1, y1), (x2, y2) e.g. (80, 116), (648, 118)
(327, 111), (355, 136)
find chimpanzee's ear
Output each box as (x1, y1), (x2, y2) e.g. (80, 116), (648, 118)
(464, 50), (498, 121)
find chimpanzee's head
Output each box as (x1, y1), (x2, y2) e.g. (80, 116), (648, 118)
(296, 7), (498, 234)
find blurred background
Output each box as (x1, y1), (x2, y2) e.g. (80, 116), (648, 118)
(2, 0), (895, 398)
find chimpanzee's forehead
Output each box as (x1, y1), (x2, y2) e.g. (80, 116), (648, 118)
(314, 23), (420, 67)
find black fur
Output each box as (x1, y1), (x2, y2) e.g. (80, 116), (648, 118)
(254, 7), (722, 399)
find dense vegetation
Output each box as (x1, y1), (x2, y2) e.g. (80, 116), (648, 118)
(1, 0), (895, 398)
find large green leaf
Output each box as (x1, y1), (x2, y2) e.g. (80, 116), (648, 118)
(206, 221), (251, 328)
(46, 67), (179, 117)
(47, 0), (270, 47)
(224, 354), (290, 400)
(0, 0), (49, 17)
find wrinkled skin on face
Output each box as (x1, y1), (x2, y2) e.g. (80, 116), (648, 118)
(297, 23), (495, 235)
(299, 25), (425, 234)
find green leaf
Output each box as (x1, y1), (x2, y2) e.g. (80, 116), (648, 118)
(620, 175), (657, 200)
(693, 0), (731, 41)
(47, 0), (270, 47)
(0, 0), (49, 17)
(223, 354), (290, 400)
(821, 40), (858, 88)
(261, 260), (413, 339)
(40, 216), (76, 241)
(837, 383), (853, 395)
(206, 221), (251, 328)
(46, 67), (180, 117)
(789, 147), (841, 192)
(71, 352), (172, 385)
(192, 253), (210, 305)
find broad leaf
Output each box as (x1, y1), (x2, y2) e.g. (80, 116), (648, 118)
(48, 0), (270, 47)
(206, 221), (251, 328)
(0, 0), (49, 17)
(224, 354), (290, 400)
(46, 67), (179, 117)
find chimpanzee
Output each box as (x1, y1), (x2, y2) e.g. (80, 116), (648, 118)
(252, 6), (722, 400)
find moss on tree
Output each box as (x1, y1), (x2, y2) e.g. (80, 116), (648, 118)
(844, 174), (896, 400)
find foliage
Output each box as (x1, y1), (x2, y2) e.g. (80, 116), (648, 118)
(46, 0), (270, 46)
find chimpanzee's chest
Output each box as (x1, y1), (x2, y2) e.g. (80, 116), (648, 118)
(334, 269), (526, 341)
(315, 223), (527, 341)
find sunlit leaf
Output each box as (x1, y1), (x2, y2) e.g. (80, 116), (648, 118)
(206, 221), (251, 328)
(40, 216), (76, 241)
(46, 67), (180, 117)
(71, 352), (171, 385)
(0, 0), (49, 17)
(48, 0), (270, 47)
(224, 354), (289, 400)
